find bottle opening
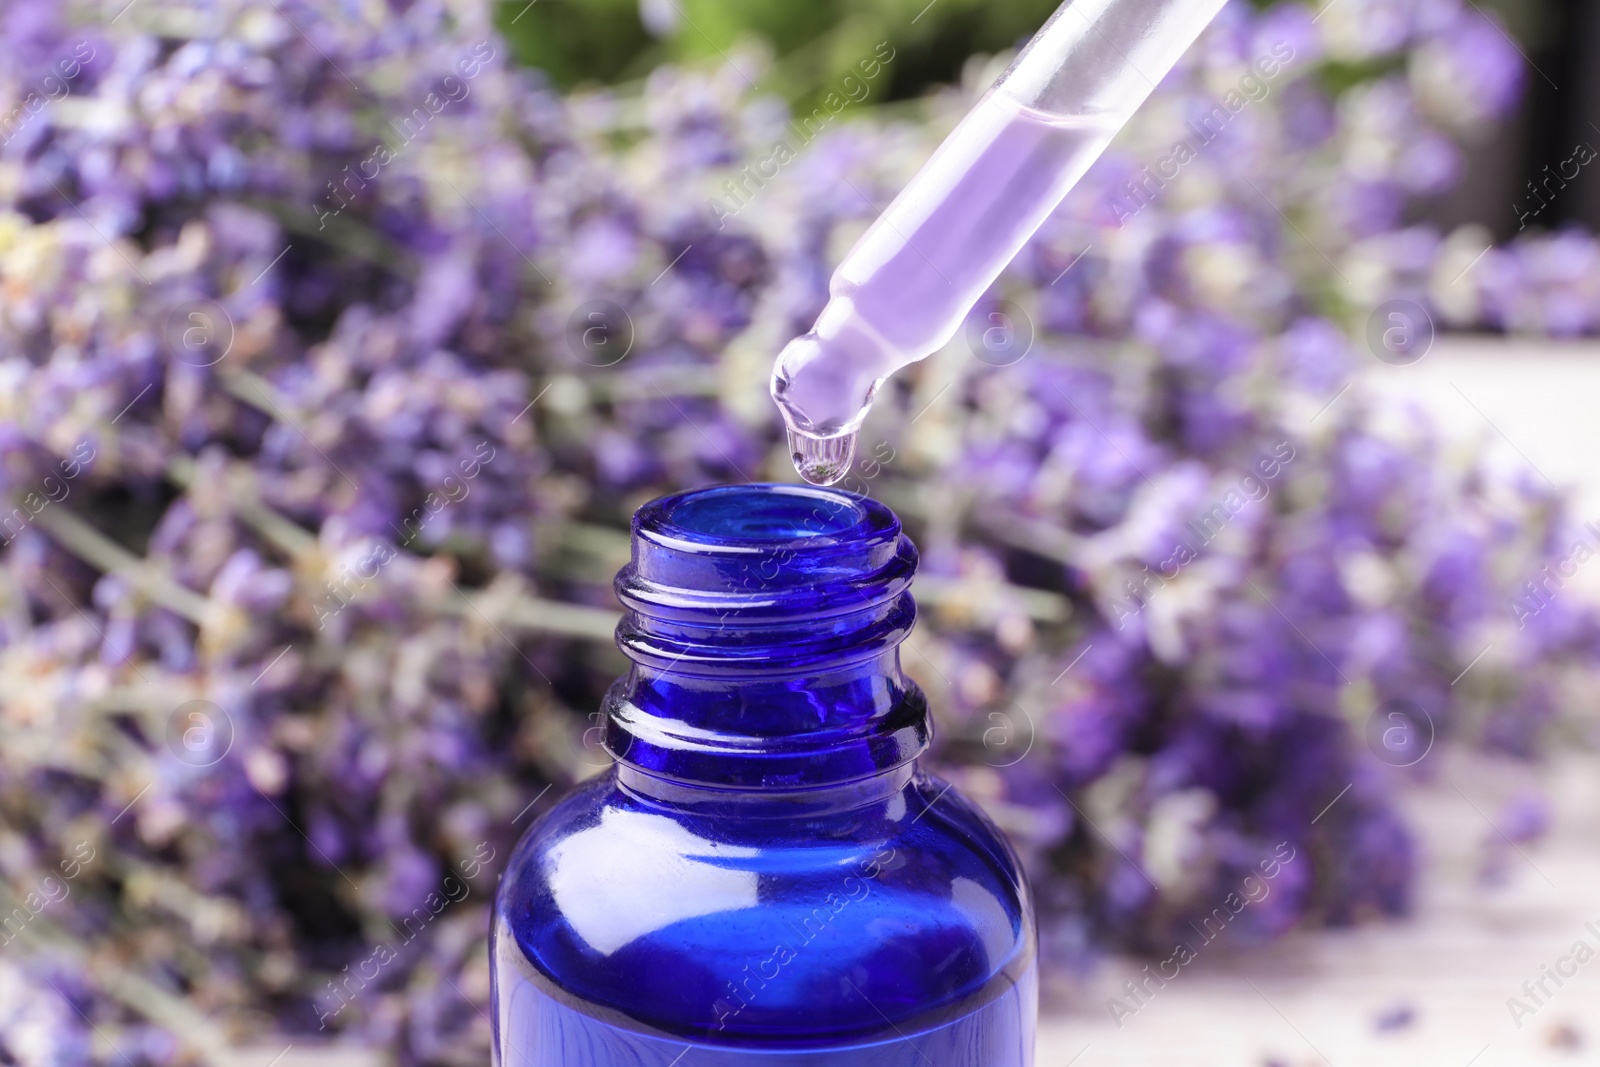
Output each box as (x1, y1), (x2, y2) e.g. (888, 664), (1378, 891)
(627, 483), (905, 600)
(661, 483), (869, 542)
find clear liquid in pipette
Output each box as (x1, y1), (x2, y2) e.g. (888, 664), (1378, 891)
(776, 92), (1121, 486)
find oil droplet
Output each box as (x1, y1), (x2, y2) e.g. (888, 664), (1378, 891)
(788, 428), (858, 487)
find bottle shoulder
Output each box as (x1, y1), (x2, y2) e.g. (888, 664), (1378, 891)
(493, 767), (1034, 1047)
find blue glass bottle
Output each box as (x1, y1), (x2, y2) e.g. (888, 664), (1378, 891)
(492, 484), (1037, 1065)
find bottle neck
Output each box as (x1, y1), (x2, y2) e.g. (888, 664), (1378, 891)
(602, 484), (931, 791)
(615, 760), (917, 815)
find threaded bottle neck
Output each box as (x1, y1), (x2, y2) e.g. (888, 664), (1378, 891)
(604, 484), (930, 789)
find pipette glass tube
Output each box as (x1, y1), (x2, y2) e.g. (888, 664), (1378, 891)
(772, 0), (1230, 485)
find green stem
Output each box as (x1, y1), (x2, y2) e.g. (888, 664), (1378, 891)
(165, 455), (319, 559)
(0, 884), (234, 1064)
(32, 506), (215, 624)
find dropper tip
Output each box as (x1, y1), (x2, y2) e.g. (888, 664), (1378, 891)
(786, 428), (858, 487)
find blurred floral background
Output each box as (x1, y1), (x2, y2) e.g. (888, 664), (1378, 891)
(5, 0), (1600, 1063)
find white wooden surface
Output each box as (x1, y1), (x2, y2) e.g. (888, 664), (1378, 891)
(1038, 749), (1600, 1065)
(1364, 337), (1600, 531)
(1039, 339), (1600, 1065)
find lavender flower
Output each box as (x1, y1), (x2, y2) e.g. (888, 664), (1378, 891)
(0, 0), (1589, 1062)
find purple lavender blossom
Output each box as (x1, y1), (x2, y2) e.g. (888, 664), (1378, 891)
(0, 0), (1590, 1061)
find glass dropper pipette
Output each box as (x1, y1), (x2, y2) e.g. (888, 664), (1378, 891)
(772, 0), (1231, 485)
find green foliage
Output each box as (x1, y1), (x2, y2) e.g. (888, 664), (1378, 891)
(495, 0), (1061, 107)
(1318, 55), (1406, 98)
(493, 0), (660, 87)
(495, 0), (1552, 114)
